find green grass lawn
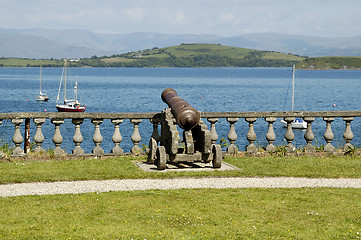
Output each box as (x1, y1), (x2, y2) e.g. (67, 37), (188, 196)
(1, 188), (360, 239)
(1, 154), (361, 184)
(1, 155), (361, 239)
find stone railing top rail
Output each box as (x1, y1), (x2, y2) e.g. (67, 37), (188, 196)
(1, 111), (361, 120)
(201, 111), (361, 118)
(0, 112), (160, 120)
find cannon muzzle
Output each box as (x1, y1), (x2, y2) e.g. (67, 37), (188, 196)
(161, 88), (200, 130)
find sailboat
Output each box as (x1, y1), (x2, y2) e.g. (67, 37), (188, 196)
(281, 65), (306, 129)
(36, 65), (49, 101)
(56, 59), (86, 112)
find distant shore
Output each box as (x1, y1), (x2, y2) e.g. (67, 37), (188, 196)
(1, 44), (361, 69)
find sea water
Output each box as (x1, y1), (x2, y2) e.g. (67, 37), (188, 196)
(0, 67), (361, 152)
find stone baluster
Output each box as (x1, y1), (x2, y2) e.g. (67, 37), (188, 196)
(0, 119), (2, 158)
(323, 117), (335, 152)
(343, 117), (354, 151)
(245, 117), (257, 153)
(226, 118), (238, 154)
(207, 118), (219, 145)
(11, 119), (24, 156)
(33, 118), (46, 153)
(150, 118), (161, 143)
(51, 119), (65, 156)
(72, 118), (84, 155)
(265, 117), (276, 152)
(303, 117), (315, 152)
(92, 119), (104, 156)
(283, 117), (295, 152)
(111, 119), (123, 155)
(131, 119), (142, 154)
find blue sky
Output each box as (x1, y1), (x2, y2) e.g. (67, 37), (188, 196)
(1, 0), (360, 37)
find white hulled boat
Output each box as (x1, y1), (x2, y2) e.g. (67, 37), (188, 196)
(56, 59), (86, 112)
(36, 65), (49, 101)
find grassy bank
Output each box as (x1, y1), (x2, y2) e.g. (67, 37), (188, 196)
(1, 154), (361, 184)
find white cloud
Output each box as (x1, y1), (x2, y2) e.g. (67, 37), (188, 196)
(122, 7), (146, 22)
(219, 13), (236, 24)
(174, 10), (186, 24)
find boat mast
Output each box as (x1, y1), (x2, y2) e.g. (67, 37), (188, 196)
(64, 59), (67, 101)
(75, 76), (78, 103)
(291, 64), (295, 112)
(39, 65), (42, 93)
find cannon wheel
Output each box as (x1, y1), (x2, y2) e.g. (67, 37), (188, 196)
(156, 146), (167, 170)
(212, 144), (222, 168)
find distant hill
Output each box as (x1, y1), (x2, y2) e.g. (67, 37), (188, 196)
(0, 44), (305, 68)
(0, 32), (111, 58)
(1, 28), (361, 58)
(94, 43), (304, 67)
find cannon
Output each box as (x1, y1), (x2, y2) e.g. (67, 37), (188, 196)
(148, 88), (222, 170)
(161, 88), (200, 130)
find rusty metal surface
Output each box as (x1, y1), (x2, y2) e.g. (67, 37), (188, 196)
(161, 88), (200, 130)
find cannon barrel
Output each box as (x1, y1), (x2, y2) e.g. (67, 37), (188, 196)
(161, 88), (200, 130)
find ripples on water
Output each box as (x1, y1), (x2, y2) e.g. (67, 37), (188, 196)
(1, 67), (361, 152)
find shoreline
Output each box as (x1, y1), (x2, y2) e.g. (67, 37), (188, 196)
(1, 65), (361, 70)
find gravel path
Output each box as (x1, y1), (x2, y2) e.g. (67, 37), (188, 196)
(1, 177), (361, 197)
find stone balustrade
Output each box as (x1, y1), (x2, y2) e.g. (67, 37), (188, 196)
(0, 110), (360, 158)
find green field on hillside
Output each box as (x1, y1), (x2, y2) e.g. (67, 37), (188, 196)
(297, 56), (361, 69)
(0, 58), (64, 67)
